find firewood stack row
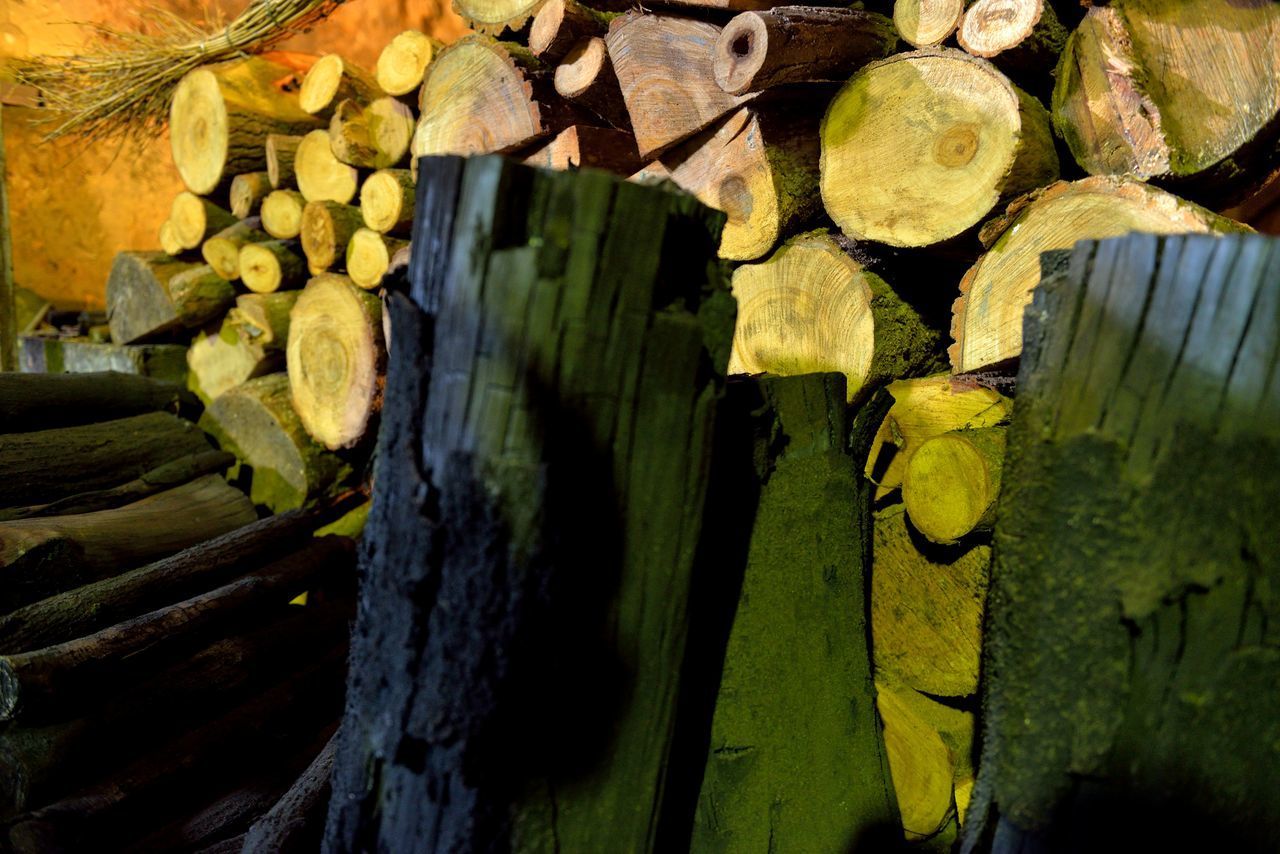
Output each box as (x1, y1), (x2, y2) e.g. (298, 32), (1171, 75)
(0, 373), (358, 852)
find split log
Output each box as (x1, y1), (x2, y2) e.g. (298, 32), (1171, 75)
(691, 373), (899, 851)
(957, 0), (1067, 76)
(530, 0), (615, 63)
(286, 275), (384, 450)
(411, 36), (578, 162)
(170, 193), (238, 252)
(522, 125), (642, 175)
(202, 218), (270, 281)
(864, 375), (1012, 501)
(298, 54), (382, 117)
(554, 37), (631, 130)
(820, 48), (1058, 248)
(203, 373), (350, 511)
(727, 231), (938, 403)
(713, 6), (898, 95)
(949, 177), (1245, 375)
(0, 475), (256, 615)
(1053, 0), (1280, 204)
(241, 734), (336, 854)
(19, 337), (189, 384)
(375, 30), (439, 97)
(902, 427), (1006, 544)
(0, 371), (197, 433)
(358, 168), (415, 235)
(0, 450), (234, 523)
(607, 13), (756, 158)
(346, 228), (409, 290)
(158, 219), (185, 257)
(0, 411), (211, 508)
(170, 57), (323, 196)
(239, 239), (308, 293)
(328, 97), (415, 169)
(295, 129), (361, 204)
(186, 318), (282, 403)
(261, 189), (307, 239)
(962, 232), (1280, 852)
(0, 498), (361, 653)
(265, 133), (302, 189)
(0, 535), (353, 721)
(894, 0), (963, 48)
(228, 291), (299, 351)
(229, 171), (273, 219)
(659, 106), (820, 261)
(325, 155), (736, 852)
(301, 201), (365, 273)
(871, 506), (990, 697)
(106, 252), (234, 343)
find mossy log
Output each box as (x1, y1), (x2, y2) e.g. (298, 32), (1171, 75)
(239, 239), (308, 294)
(203, 373), (349, 512)
(0, 474), (256, 615)
(963, 232), (1280, 851)
(0, 371), (197, 433)
(170, 57), (323, 196)
(229, 172), (273, 219)
(376, 30), (440, 97)
(893, 0), (963, 48)
(957, 0), (1067, 76)
(186, 318), (282, 404)
(295, 129), (361, 205)
(301, 201), (365, 274)
(170, 192), (237, 251)
(328, 97), (415, 169)
(106, 252), (234, 344)
(298, 54), (382, 117)
(266, 133), (302, 189)
(346, 228), (409, 290)
(530, 0), (615, 62)
(18, 337), (189, 384)
(522, 125), (642, 175)
(713, 7), (897, 95)
(820, 48), (1058, 248)
(241, 734), (336, 854)
(727, 231), (938, 403)
(358, 169), (415, 235)
(553, 36), (631, 130)
(948, 177), (1245, 375)
(202, 218), (271, 281)
(261, 189), (307, 239)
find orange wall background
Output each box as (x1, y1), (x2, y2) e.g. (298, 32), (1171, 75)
(2, 0), (466, 310)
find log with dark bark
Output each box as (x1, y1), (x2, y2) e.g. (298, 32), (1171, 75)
(963, 232), (1280, 853)
(530, 0), (615, 62)
(325, 155), (736, 852)
(241, 733), (337, 853)
(521, 125), (642, 175)
(0, 371), (197, 433)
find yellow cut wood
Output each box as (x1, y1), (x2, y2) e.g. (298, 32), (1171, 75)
(261, 190), (307, 240)
(295, 129), (360, 205)
(902, 427), (1006, 544)
(376, 31), (440, 97)
(894, 0), (963, 48)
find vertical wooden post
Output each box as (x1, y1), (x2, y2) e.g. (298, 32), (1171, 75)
(0, 106), (17, 372)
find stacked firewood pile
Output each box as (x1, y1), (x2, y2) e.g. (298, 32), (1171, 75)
(0, 372), (358, 852)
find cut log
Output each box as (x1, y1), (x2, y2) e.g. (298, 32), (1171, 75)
(949, 177), (1246, 374)
(452, 0), (548, 34)
(19, 337), (189, 384)
(286, 275), (384, 450)
(301, 201), (365, 274)
(411, 36), (577, 162)
(203, 373), (350, 511)
(325, 155), (736, 852)
(713, 6), (898, 96)
(894, 0), (963, 47)
(871, 506), (990, 697)
(820, 48), (1058, 248)
(106, 252), (231, 344)
(530, 0), (615, 62)
(691, 373), (899, 851)
(727, 231), (938, 403)
(957, 0), (1067, 75)
(0, 499), (360, 653)
(298, 54), (382, 117)
(346, 228), (408, 290)
(228, 291), (299, 351)
(328, 97), (415, 169)
(554, 37), (631, 130)
(659, 106), (820, 261)
(864, 375), (1012, 501)
(170, 57), (323, 196)
(607, 13), (756, 158)
(170, 192), (238, 251)
(241, 734), (336, 854)
(229, 172), (273, 219)
(0, 410), (211, 508)
(261, 189), (307, 239)
(158, 219), (185, 257)
(265, 133), (302, 189)
(239, 239), (308, 294)
(876, 678), (963, 842)
(0, 534), (351, 721)
(375, 30), (440, 97)
(522, 124), (643, 175)
(295, 129), (361, 204)
(962, 233), (1280, 852)
(1052, 0), (1280, 203)
(186, 318), (282, 404)
(0, 450), (234, 524)
(358, 168), (415, 235)
(201, 218), (270, 281)
(0, 371), (197, 433)
(0, 474), (256, 616)
(902, 427), (1006, 544)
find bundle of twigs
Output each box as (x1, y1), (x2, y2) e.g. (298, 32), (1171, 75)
(14, 0), (348, 143)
